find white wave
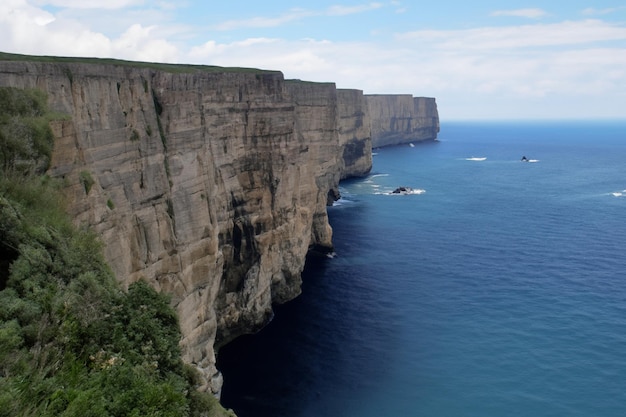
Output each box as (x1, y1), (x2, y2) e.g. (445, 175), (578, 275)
(405, 188), (426, 195)
(332, 198), (354, 206)
(527, 159), (539, 163)
(383, 188), (426, 195)
(369, 173), (389, 178)
(409, 143), (415, 147)
(466, 157), (487, 161)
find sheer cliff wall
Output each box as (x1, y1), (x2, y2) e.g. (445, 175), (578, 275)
(0, 58), (372, 395)
(366, 94), (439, 147)
(337, 88), (372, 178)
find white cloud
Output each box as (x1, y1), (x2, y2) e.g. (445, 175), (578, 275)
(212, 2), (385, 31)
(0, 1), (180, 62)
(111, 24), (180, 62)
(326, 2), (383, 16)
(397, 20), (626, 50)
(189, 38), (280, 63)
(212, 9), (313, 31)
(31, 0), (145, 9)
(581, 7), (624, 16)
(490, 8), (548, 19)
(189, 38), (335, 73)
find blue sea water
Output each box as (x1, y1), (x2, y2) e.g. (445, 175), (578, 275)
(218, 121), (626, 417)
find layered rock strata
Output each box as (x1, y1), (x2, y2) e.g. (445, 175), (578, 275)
(366, 94), (439, 147)
(0, 57), (373, 395)
(337, 88), (372, 178)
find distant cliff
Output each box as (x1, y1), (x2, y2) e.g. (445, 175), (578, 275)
(0, 54), (374, 396)
(366, 94), (439, 147)
(337, 88), (372, 178)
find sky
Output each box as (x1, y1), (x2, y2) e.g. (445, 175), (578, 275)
(1, 1), (626, 120)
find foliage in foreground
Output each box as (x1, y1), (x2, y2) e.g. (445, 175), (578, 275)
(0, 87), (235, 416)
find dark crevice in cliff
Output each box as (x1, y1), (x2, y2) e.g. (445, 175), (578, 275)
(231, 223), (243, 264)
(151, 87), (167, 150)
(0, 246), (17, 291)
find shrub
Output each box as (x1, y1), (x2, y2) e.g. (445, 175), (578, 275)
(0, 87), (55, 175)
(79, 170), (95, 194)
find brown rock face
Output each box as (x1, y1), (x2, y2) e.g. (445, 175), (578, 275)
(0, 58), (374, 394)
(366, 94), (439, 147)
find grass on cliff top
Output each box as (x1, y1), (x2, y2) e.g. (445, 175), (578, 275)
(0, 51), (282, 75)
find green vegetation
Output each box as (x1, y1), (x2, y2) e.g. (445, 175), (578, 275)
(79, 170), (95, 194)
(0, 87), (55, 175)
(0, 86), (235, 416)
(0, 51), (280, 75)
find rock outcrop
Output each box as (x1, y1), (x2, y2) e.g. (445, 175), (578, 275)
(366, 94), (439, 147)
(0, 55), (375, 396)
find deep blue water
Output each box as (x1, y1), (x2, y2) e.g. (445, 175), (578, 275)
(218, 121), (626, 417)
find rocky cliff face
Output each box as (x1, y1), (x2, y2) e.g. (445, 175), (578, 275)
(366, 94), (439, 147)
(337, 89), (372, 178)
(0, 57), (375, 395)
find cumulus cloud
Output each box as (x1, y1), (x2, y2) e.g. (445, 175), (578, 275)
(490, 8), (548, 19)
(0, 0), (180, 62)
(111, 24), (180, 62)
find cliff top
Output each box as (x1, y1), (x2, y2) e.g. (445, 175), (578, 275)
(0, 51), (282, 75)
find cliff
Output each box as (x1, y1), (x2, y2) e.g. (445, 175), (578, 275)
(337, 89), (372, 178)
(0, 54), (373, 396)
(366, 94), (439, 147)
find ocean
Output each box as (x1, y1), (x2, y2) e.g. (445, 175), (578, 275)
(217, 120), (626, 417)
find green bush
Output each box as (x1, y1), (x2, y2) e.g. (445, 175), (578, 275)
(0, 87), (55, 175)
(79, 170), (95, 194)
